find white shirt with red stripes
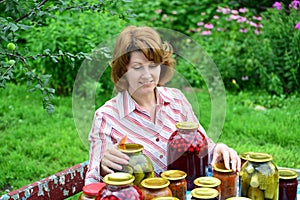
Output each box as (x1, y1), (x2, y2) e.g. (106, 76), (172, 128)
(85, 87), (214, 185)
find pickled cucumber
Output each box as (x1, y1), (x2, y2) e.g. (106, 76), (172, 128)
(250, 172), (259, 188)
(248, 186), (264, 200)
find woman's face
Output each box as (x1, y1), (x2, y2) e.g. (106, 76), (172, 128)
(125, 51), (161, 97)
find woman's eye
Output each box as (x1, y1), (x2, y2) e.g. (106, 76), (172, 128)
(149, 63), (158, 68)
(133, 65), (142, 69)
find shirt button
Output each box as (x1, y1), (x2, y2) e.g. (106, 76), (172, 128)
(156, 137), (159, 142)
(159, 155), (163, 159)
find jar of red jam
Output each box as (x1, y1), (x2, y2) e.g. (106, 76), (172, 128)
(193, 176), (221, 198)
(191, 188), (219, 200)
(213, 163), (237, 200)
(278, 169), (298, 200)
(96, 172), (143, 200)
(79, 182), (106, 200)
(239, 152), (279, 200)
(140, 177), (172, 200)
(167, 122), (208, 190)
(161, 170), (187, 200)
(117, 143), (154, 187)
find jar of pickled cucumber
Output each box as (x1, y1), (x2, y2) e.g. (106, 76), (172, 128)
(193, 176), (221, 197)
(117, 143), (154, 187)
(213, 163), (237, 200)
(278, 169), (298, 200)
(167, 122), (208, 190)
(140, 177), (172, 200)
(161, 170), (187, 200)
(191, 188), (219, 200)
(239, 152), (279, 200)
(78, 182), (106, 200)
(96, 172), (143, 200)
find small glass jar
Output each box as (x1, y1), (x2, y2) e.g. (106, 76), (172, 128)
(193, 176), (221, 198)
(239, 152), (279, 200)
(161, 170), (187, 200)
(140, 177), (172, 200)
(278, 169), (298, 200)
(96, 172), (143, 200)
(117, 143), (154, 187)
(191, 188), (219, 200)
(213, 163), (237, 200)
(78, 182), (106, 200)
(167, 122), (208, 190)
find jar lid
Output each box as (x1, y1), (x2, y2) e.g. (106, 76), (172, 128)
(279, 169), (298, 180)
(103, 172), (135, 186)
(247, 152), (273, 162)
(161, 170), (187, 181)
(239, 152), (254, 160)
(191, 188), (219, 199)
(213, 163), (233, 173)
(176, 122), (198, 130)
(141, 177), (170, 189)
(226, 197), (252, 200)
(82, 182), (106, 196)
(194, 176), (221, 188)
(118, 143), (144, 153)
(152, 197), (179, 200)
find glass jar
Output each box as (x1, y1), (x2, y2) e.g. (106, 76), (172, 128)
(96, 172), (143, 200)
(226, 198), (251, 200)
(213, 163), (237, 200)
(161, 170), (187, 200)
(152, 197), (180, 200)
(140, 177), (172, 200)
(167, 122), (208, 190)
(191, 188), (219, 200)
(193, 176), (221, 198)
(117, 143), (154, 187)
(239, 152), (279, 200)
(278, 169), (298, 200)
(78, 182), (106, 200)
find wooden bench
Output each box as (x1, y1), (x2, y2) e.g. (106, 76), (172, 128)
(0, 161), (88, 200)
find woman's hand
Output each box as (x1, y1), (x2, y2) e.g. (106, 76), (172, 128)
(100, 144), (130, 176)
(211, 143), (241, 172)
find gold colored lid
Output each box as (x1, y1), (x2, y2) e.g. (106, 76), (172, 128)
(152, 197), (179, 200)
(239, 152), (254, 160)
(213, 163), (233, 173)
(176, 122), (198, 130)
(279, 169), (298, 180)
(194, 176), (221, 188)
(161, 170), (187, 181)
(226, 197), (252, 200)
(247, 152), (272, 163)
(118, 143), (144, 153)
(103, 172), (135, 186)
(191, 188), (219, 199)
(141, 177), (170, 189)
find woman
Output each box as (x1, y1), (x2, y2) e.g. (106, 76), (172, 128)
(85, 26), (240, 185)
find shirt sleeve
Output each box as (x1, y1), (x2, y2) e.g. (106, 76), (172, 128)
(84, 111), (112, 185)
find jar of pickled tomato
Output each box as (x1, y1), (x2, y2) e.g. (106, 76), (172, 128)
(278, 168), (298, 200)
(161, 170), (187, 200)
(78, 182), (106, 200)
(191, 188), (219, 200)
(213, 163), (237, 200)
(167, 122), (208, 190)
(96, 172), (143, 200)
(140, 177), (172, 200)
(239, 152), (279, 200)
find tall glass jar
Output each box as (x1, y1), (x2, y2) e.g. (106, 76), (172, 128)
(213, 163), (237, 200)
(161, 170), (187, 200)
(193, 176), (221, 198)
(78, 182), (106, 200)
(140, 177), (172, 200)
(117, 143), (154, 187)
(96, 172), (143, 200)
(239, 152), (279, 200)
(191, 188), (219, 200)
(278, 169), (298, 200)
(167, 122), (208, 190)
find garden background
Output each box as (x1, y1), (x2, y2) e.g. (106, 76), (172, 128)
(0, 0), (300, 198)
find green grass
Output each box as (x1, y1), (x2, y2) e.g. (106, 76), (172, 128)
(1, 84), (299, 198)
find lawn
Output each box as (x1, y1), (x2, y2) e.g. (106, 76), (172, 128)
(1, 83), (299, 198)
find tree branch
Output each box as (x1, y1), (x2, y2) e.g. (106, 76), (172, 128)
(15, 0), (49, 23)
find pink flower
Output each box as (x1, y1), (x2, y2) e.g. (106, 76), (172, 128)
(197, 21), (204, 26)
(155, 9), (162, 14)
(289, 0), (300, 10)
(272, 2), (282, 10)
(231, 10), (239, 14)
(237, 16), (247, 23)
(229, 14), (240, 20)
(295, 21), (300, 30)
(239, 8), (248, 13)
(254, 29), (262, 35)
(201, 30), (212, 35)
(204, 23), (214, 29)
(213, 15), (219, 19)
(239, 28), (248, 33)
(221, 7), (231, 14)
(249, 21), (258, 27)
(253, 16), (262, 21)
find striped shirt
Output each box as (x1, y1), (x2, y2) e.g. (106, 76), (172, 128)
(85, 87), (214, 185)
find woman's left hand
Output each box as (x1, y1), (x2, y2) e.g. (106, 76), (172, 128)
(211, 143), (241, 172)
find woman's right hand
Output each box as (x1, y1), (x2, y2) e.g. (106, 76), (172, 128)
(100, 144), (130, 176)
